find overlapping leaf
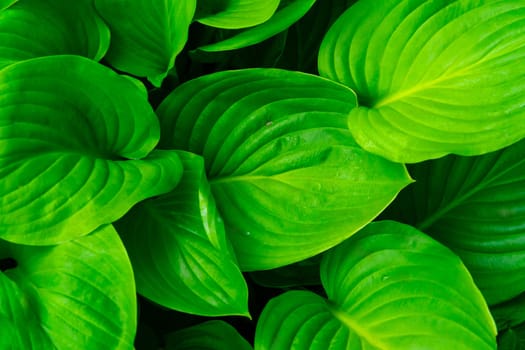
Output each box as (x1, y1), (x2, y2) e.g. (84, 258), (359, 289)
(195, 0), (280, 29)
(0, 55), (183, 245)
(0, 225), (136, 349)
(115, 151), (249, 317)
(319, 0), (525, 163)
(194, 0), (316, 53)
(255, 221), (497, 350)
(382, 138), (525, 305)
(0, 0), (109, 69)
(95, 0), (196, 86)
(165, 320), (252, 350)
(156, 68), (411, 271)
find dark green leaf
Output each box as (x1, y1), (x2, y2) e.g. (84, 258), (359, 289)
(115, 151), (249, 317)
(0, 55), (183, 244)
(319, 0), (525, 163)
(195, 0), (280, 29)
(156, 68), (411, 271)
(0, 0), (109, 69)
(255, 221), (497, 350)
(95, 0), (196, 86)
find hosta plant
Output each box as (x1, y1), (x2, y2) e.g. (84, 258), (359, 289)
(1, 0), (525, 349)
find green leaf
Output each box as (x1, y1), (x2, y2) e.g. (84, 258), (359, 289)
(498, 328), (525, 350)
(492, 292), (525, 331)
(255, 221), (497, 350)
(195, 0), (280, 29)
(0, 0), (109, 69)
(165, 320), (252, 350)
(194, 0), (317, 52)
(319, 0), (525, 163)
(0, 55), (183, 245)
(94, 0), (196, 86)
(156, 68), (412, 271)
(382, 138), (525, 305)
(0, 225), (137, 349)
(115, 151), (249, 317)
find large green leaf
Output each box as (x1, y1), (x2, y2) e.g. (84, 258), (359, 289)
(0, 0), (109, 69)
(194, 0), (316, 53)
(195, 0), (280, 29)
(0, 225), (136, 349)
(115, 151), (249, 317)
(319, 0), (525, 163)
(165, 320), (252, 350)
(156, 68), (411, 271)
(94, 0), (196, 87)
(0, 55), (183, 245)
(255, 221), (497, 350)
(382, 138), (525, 305)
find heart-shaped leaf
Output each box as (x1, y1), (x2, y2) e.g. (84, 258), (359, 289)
(0, 55), (183, 245)
(156, 68), (411, 271)
(319, 0), (525, 163)
(0, 0), (109, 69)
(194, 0), (316, 53)
(0, 225), (136, 349)
(165, 320), (252, 350)
(195, 0), (280, 29)
(94, 0), (196, 86)
(115, 151), (249, 317)
(255, 221), (497, 350)
(382, 138), (525, 305)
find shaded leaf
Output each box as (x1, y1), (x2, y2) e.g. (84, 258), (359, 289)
(165, 320), (252, 350)
(382, 138), (525, 305)
(115, 151), (249, 317)
(255, 221), (497, 350)
(0, 0), (109, 69)
(0, 55), (183, 244)
(0, 225), (136, 349)
(156, 68), (411, 271)
(319, 0), (525, 163)
(95, 0), (196, 86)
(195, 0), (280, 29)
(249, 255), (321, 288)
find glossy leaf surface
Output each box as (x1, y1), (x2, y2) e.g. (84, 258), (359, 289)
(0, 55), (183, 244)
(195, 0), (280, 29)
(382, 138), (525, 305)
(115, 151), (249, 317)
(156, 68), (411, 271)
(319, 0), (525, 163)
(0, 225), (136, 349)
(0, 0), (109, 69)
(95, 0), (196, 86)
(195, 0), (316, 52)
(255, 221), (497, 350)
(165, 320), (252, 350)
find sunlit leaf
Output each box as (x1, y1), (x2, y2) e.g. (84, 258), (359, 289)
(0, 0), (109, 69)
(115, 151), (249, 317)
(0, 225), (136, 349)
(255, 221), (497, 350)
(0, 55), (183, 245)
(95, 0), (196, 86)
(319, 0), (525, 163)
(195, 0), (280, 29)
(156, 68), (411, 271)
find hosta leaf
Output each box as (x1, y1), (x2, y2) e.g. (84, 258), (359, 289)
(319, 0), (525, 163)
(492, 292), (525, 331)
(94, 0), (196, 87)
(156, 68), (411, 271)
(195, 0), (316, 52)
(0, 55), (183, 245)
(165, 320), (252, 350)
(195, 0), (280, 29)
(0, 0), (109, 69)
(382, 138), (525, 305)
(255, 221), (497, 350)
(115, 151), (249, 317)
(498, 327), (525, 350)
(0, 225), (136, 349)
